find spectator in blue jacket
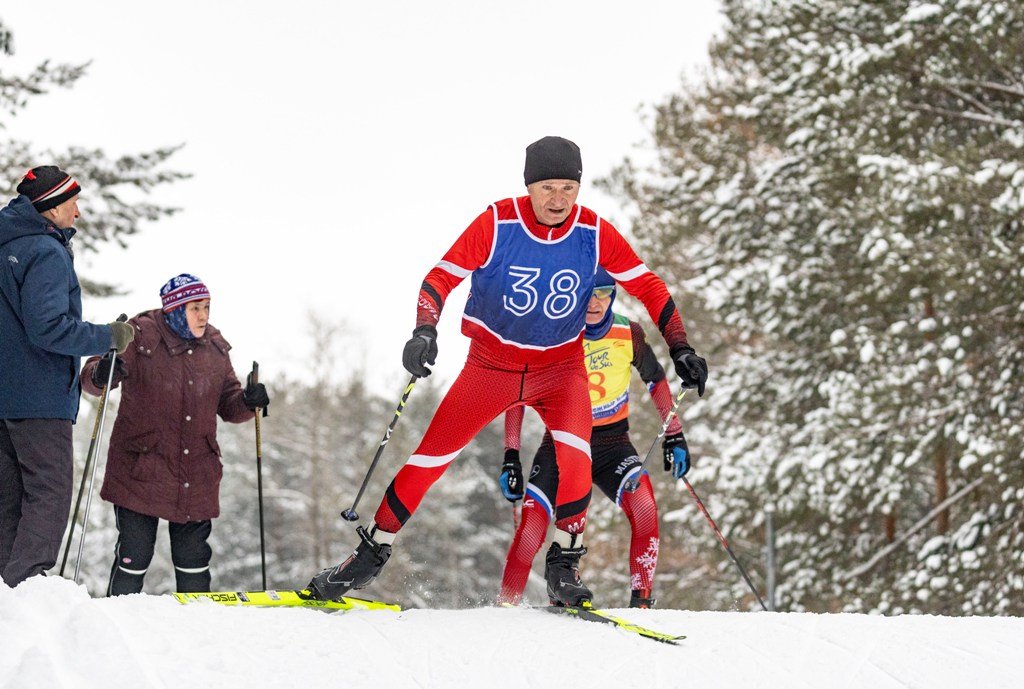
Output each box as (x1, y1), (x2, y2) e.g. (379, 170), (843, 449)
(0, 166), (135, 587)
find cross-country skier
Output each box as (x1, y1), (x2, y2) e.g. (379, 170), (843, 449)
(307, 136), (707, 606)
(497, 267), (691, 608)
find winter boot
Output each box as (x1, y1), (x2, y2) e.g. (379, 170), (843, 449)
(544, 532), (593, 607)
(630, 588), (656, 609)
(305, 525), (392, 601)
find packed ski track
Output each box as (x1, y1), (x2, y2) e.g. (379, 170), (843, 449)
(2, 577), (1022, 688)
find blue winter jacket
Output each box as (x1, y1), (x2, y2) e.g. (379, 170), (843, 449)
(0, 195), (112, 421)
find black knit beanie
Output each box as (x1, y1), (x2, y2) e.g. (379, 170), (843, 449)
(523, 136), (582, 186)
(16, 166), (81, 212)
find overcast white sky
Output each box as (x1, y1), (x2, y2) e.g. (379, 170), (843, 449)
(4, 1), (722, 394)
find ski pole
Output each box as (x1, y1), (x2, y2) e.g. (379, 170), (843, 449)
(623, 387), (687, 492)
(341, 374), (417, 522)
(683, 476), (768, 611)
(71, 314), (127, 584)
(249, 361), (268, 589)
(59, 374), (108, 576)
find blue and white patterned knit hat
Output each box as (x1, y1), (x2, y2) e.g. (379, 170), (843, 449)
(160, 273), (210, 313)
(159, 273), (210, 340)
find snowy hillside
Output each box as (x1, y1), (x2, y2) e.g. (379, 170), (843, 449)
(2, 577), (1021, 689)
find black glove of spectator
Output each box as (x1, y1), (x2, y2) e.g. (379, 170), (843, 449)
(243, 377), (270, 417)
(91, 352), (127, 388)
(499, 448), (525, 502)
(663, 432), (691, 478)
(402, 325), (438, 378)
(671, 345), (708, 397)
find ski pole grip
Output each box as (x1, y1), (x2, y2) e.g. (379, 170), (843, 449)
(250, 361), (259, 387)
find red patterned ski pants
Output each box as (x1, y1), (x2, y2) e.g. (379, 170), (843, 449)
(373, 347), (593, 535)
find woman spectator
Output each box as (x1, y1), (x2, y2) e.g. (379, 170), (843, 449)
(81, 273), (269, 595)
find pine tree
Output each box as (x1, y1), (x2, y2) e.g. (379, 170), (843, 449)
(602, 0), (1024, 613)
(0, 18), (186, 295)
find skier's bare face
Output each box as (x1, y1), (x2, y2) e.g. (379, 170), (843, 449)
(185, 299), (210, 338)
(41, 195), (81, 230)
(527, 180), (580, 226)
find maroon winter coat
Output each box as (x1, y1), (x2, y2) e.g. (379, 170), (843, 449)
(81, 308), (254, 523)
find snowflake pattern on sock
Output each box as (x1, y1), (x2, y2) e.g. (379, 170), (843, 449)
(631, 536), (659, 589)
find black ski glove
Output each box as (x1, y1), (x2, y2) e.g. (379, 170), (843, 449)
(499, 448), (524, 502)
(663, 432), (690, 479)
(243, 375), (270, 417)
(91, 352), (127, 388)
(670, 345), (708, 397)
(402, 325), (438, 378)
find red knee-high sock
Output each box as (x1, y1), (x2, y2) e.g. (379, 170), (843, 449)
(619, 473), (660, 592)
(498, 499), (550, 605)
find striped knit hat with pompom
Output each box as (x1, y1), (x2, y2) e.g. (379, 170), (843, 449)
(16, 166), (81, 212)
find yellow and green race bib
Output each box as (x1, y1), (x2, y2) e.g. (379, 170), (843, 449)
(584, 314), (633, 427)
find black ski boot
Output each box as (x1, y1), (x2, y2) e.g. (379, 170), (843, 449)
(306, 526), (392, 601)
(544, 542), (593, 607)
(630, 588), (656, 609)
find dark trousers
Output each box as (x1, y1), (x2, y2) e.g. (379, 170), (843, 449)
(0, 418), (74, 586)
(107, 505), (213, 595)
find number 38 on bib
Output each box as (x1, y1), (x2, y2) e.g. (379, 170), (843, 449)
(463, 216), (598, 350)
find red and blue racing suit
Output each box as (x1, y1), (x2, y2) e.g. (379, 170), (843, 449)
(371, 196), (691, 538)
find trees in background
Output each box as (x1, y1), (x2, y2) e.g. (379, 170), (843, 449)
(41, 2), (1024, 614)
(601, 0), (1024, 613)
(0, 18), (186, 295)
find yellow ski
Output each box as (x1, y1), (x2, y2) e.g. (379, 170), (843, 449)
(172, 589), (401, 612)
(541, 602), (685, 645)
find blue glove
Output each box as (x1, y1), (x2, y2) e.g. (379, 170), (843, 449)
(499, 449), (524, 502)
(663, 433), (690, 479)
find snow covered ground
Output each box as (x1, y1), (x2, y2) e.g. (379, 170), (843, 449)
(2, 577), (1021, 689)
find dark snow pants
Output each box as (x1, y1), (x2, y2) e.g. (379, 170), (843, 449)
(107, 505), (213, 595)
(0, 418), (74, 587)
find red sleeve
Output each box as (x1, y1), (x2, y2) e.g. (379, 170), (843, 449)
(415, 206), (497, 328)
(629, 320), (683, 435)
(649, 378), (684, 436)
(598, 220), (690, 352)
(504, 406), (525, 451)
